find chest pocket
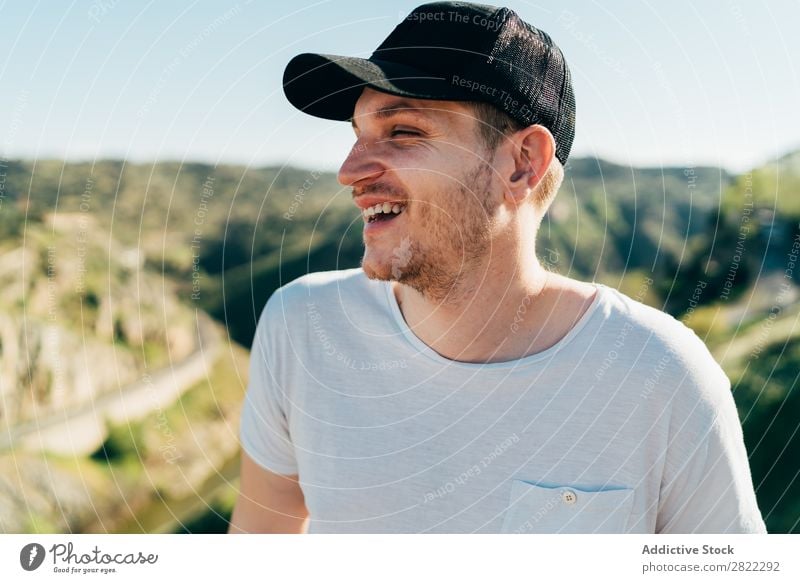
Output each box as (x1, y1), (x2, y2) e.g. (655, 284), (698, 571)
(501, 480), (635, 533)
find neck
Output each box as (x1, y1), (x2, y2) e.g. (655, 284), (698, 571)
(393, 240), (563, 364)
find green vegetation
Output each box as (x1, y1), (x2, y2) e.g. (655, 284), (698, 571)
(90, 422), (145, 464)
(735, 337), (800, 533)
(95, 336), (249, 534)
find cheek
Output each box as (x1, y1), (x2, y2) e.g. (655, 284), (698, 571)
(409, 195), (467, 247)
(406, 187), (450, 232)
(399, 160), (492, 233)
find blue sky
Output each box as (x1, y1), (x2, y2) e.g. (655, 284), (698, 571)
(1, 0), (798, 173)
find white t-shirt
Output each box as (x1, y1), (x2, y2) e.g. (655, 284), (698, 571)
(239, 268), (767, 533)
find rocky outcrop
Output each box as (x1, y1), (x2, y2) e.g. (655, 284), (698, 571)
(0, 220), (196, 434)
(0, 451), (120, 533)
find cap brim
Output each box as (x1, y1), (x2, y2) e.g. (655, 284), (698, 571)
(283, 53), (472, 121)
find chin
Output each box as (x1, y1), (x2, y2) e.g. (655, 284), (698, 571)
(360, 253), (393, 281)
(362, 234), (422, 282)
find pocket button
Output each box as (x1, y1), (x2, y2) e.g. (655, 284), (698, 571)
(561, 489), (577, 505)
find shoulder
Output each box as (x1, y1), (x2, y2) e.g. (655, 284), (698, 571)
(601, 285), (719, 369)
(263, 267), (369, 312)
(257, 267), (387, 334)
(596, 284), (732, 419)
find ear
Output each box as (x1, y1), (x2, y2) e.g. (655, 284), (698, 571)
(504, 125), (556, 205)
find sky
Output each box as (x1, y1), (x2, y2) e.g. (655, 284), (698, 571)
(1, 0), (798, 174)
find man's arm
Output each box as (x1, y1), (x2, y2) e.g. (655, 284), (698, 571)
(228, 451), (309, 534)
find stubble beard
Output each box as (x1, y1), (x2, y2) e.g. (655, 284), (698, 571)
(362, 160), (496, 305)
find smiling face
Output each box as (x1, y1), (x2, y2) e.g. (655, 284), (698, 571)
(338, 88), (506, 302)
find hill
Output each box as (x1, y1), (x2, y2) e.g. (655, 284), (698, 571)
(0, 152), (797, 532)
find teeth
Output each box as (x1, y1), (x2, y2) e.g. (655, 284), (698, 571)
(361, 202), (406, 221)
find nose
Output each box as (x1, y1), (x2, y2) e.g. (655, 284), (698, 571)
(337, 136), (385, 188)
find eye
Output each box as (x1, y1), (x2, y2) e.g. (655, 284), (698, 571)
(390, 127), (421, 138)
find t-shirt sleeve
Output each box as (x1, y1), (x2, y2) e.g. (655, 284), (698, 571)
(239, 295), (298, 475)
(656, 365), (767, 533)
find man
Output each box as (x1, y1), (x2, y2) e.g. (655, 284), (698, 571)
(229, 2), (766, 534)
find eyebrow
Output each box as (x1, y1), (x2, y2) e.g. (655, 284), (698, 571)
(350, 101), (434, 131)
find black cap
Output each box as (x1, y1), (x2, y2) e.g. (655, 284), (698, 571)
(282, 1), (576, 164)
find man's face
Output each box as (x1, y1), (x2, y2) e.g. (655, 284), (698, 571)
(338, 88), (503, 301)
